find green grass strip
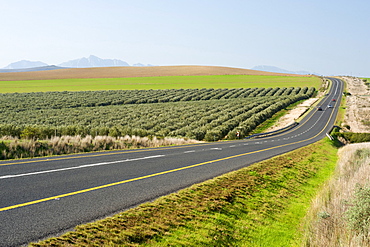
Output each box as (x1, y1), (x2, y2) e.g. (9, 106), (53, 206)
(31, 139), (337, 247)
(0, 75), (321, 93)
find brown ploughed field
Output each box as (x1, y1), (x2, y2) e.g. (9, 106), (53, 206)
(0, 65), (308, 81)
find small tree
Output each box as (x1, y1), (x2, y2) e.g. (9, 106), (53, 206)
(20, 126), (41, 139)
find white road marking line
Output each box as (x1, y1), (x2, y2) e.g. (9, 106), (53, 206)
(184, 150), (196, 153)
(210, 148), (222, 150)
(0, 155), (165, 180)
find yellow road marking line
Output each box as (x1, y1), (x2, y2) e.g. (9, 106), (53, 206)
(0, 144), (282, 212)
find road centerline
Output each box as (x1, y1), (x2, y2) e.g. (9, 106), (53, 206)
(0, 155), (165, 180)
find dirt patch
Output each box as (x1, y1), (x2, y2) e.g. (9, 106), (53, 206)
(0, 65), (311, 81)
(341, 76), (370, 133)
(265, 98), (319, 132)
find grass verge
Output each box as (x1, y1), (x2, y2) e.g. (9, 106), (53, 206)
(31, 138), (338, 246)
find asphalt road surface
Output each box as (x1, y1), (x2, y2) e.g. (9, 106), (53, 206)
(0, 78), (343, 246)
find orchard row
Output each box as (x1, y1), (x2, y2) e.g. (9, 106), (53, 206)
(0, 87), (315, 112)
(1, 91), (313, 141)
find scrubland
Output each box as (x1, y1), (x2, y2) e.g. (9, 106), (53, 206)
(342, 76), (370, 132)
(302, 143), (370, 247)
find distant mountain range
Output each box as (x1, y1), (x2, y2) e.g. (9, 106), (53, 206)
(3, 60), (49, 70)
(1, 57), (313, 75)
(251, 65), (312, 75)
(0, 65), (68, 73)
(1, 55), (152, 72)
(59, 55), (130, 68)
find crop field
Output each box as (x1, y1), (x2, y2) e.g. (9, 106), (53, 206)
(0, 75), (321, 93)
(0, 87), (315, 142)
(0, 65), (310, 81)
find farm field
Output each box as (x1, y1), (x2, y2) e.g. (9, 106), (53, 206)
(0, 65), (310, 81)
(0, 65), (320, 158)
(0, 74), (321, 93)
(0, 87), (314, 143)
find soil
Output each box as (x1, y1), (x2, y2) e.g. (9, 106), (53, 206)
(341, 76), (370, 133)
(265, 98), (319, 132)
(0, 65), (311, 81)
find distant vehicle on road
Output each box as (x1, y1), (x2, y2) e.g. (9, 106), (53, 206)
(317, 107), (323, 111)
(328, 105), (333, 108)
(332, 99), (336, 102)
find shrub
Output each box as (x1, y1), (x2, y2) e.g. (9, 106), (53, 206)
(340, 133), (370, 143)
(20, 126), (41, 139)
(204, 130), (223, 142)
(345, 184), (370, 236)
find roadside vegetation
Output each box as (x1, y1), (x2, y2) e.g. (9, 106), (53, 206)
(302, 142), (370, 246)
(333, 132), (370, 143)
(0, 135), (199, 160)
(31, 139), (338, 246)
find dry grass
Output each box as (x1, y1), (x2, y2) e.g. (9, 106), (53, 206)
(341, 76), (370, 132)
(0, 65), (310, 81)
(302, 143), (370, 246)
(0, 135), (199, 159)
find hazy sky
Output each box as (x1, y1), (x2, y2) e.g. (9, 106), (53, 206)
(1, 0), (369, 76)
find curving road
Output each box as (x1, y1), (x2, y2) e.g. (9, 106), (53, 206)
(0, 77), (343, 246)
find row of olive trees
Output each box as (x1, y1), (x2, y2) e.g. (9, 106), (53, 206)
(0, 97), (275, 135)
(203, 94), (309, 141)
(0, 87), (314, 113)
(0, 95), (310, 141)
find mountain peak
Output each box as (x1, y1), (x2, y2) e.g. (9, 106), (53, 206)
(252, 65), (311, 75)
(58, 55), (130, 68)
(4, 60), (49, 70)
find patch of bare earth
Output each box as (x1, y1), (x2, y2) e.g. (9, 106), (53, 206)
(265, 98), (319, 132)
(0, 65), (311, 81)
(341, 76), (370, 133)
(265, 78), (328, 132)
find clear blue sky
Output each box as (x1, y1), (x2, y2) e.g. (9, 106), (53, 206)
(1, 0), (369, 77)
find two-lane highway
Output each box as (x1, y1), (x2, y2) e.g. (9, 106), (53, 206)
(0, 78), (343, 246)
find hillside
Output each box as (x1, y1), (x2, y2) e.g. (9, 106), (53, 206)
(0, 65), (310, 81)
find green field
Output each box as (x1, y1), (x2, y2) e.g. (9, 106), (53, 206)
(0, 75), (321, 93)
